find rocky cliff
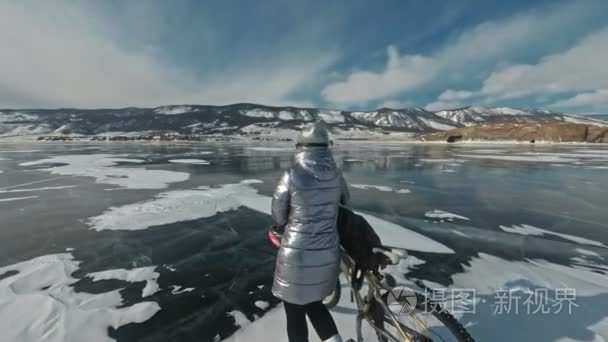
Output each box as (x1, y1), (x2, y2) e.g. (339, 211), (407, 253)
(419, 123), (608, 143)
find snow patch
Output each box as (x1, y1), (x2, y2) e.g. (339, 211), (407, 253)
(0, 185), (77, 193)
(350, 184), (411, 194)
(88, 267), (160, 297)
(20, 154), (189, 189)
(0, 253), (160, 342)
(0, 196), (38, 202)
(425, 210), (470, 221)
(317, 110), (344, 123)
(168, 159), (210, 165)
(154, 106), (193, 115)
(499, 224), (607, 248)
(169, 286), (195, 295)
(86, 180), (453, 254)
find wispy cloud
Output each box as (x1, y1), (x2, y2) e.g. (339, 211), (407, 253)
(0, 2), (336, 108)
(322, 2), (602, 107)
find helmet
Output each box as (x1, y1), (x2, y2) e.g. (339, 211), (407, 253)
(296, 122), (330, 147)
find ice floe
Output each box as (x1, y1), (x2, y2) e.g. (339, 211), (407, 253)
(350, 184), (411, 194)
(0, 195), (38, 202)
(20, 154), (189, 189)
(0, 253), (160, 342)
(168, 159), (210, 165)
(88, 267), (160, 297)
(86, 180), (453, 254)
(425, 210), (470, 221)
(499, 224), (606, 248)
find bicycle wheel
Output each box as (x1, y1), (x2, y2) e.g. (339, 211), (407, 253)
(373, 291), (475, 342)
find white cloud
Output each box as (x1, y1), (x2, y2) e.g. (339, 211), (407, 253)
(425, 101), (466, 112)
(0, 2), (335, 108)
(322, 2), (600, 106)
(478, 27), (608, 100)
(437, 90), (474, 102)
(321, 46), (437, 105)
(379, 99), (412, 109)
(551, 89), (608, 110)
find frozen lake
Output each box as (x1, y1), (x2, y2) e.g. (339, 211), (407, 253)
(1, 141), (607, 342)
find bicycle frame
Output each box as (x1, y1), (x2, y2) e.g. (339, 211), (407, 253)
(339, 252), (428, 342)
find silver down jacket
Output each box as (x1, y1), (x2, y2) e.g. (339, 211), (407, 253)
(271, 147), (350, 305)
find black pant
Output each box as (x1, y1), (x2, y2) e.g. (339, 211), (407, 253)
(284, 301), (338, 342)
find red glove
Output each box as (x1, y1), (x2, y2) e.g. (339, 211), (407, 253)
(268, 225), (284, 248)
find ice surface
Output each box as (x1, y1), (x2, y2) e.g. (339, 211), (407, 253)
(88, 267), (160, 297)
(449, 253), (608, 296)
(457, 154), (578, 163)
(20, 154), (189, 189)
(425, 210), (470, 221)
(168, 159), (210, 165)
(0, 150), (42, 153)
(499, 224), (607, 248)
(350, 184), (410, 194)
(0, 195), (38, 202)
(0, 185), (77, 193)
(0, 253), (160, 342)
(226, 251), (608, 341)
(247, 147), (294, 152)
(86, 180), (454, 254)
(419, 158), (466, 163)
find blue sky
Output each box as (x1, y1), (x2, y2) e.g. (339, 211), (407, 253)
(1, 0), (607, 113)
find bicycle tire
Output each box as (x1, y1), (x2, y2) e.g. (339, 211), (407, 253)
(374, 292), (475, 342)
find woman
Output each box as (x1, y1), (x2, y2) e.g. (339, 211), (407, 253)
(271, 122), (350, 342)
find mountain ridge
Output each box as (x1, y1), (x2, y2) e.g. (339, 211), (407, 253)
(1, 104), (607, 140)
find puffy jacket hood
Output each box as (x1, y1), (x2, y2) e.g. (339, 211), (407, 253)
(295, 147), (337, 181)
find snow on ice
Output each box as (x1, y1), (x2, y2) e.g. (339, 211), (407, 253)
(168, 159), (210, 165)
(87, 267), (160, 297)
(20, 154), (189, 189)
(425, 210), (470, 221)
(499, 224), (607, 248)
(86, 180), (453, 254)
(0, 253), (160, 342)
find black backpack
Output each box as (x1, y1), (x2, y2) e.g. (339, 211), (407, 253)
(337, 206), (383, 270)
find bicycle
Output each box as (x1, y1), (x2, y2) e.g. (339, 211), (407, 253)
(323, 246), (475, 342)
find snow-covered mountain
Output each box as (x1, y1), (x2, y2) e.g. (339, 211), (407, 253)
(434, 106), (606, 127)
(0, 104), (606, 139)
